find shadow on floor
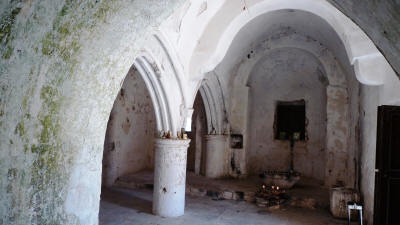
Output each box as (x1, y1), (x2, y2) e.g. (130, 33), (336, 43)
(100, 187), (152, 214)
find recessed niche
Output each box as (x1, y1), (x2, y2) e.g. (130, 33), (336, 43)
(274, 100), (306, 140)
(230, 134), (243, 149)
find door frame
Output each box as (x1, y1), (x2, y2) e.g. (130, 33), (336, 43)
(374, 105), (400, 225)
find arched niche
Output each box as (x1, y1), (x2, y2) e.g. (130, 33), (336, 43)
(229, 30), (357, 188)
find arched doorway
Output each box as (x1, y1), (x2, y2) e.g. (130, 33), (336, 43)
(187, 91), (207, 176)
(99, 64), (157, 220)
(95, 1), (400, 224)
(99, 50), (193, 221)
(165, 1), (384, 222)
(102, 65), (157, 187)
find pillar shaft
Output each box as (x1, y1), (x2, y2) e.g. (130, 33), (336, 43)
(204, 135), (228, 178)
(152, 138), (190, 217)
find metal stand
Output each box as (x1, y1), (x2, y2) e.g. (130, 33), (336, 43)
(289, 136), (294, 171)
(347, 202), (363, 225)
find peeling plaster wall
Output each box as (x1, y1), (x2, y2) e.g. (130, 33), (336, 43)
(347, 65), (360, 190)
(102, 67), (156, 187)
(214, 28), (358, 187)
(0, 0), (184, 224)
(247, 48), (327, 181)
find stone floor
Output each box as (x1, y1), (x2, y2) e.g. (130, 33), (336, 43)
(99, 187), (348, 225)
(114, 170), (330, 209)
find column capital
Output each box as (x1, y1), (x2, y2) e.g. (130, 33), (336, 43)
(154, 138), (191, 148)
(204, 134), (228, 141)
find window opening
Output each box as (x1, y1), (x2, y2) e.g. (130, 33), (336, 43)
(275, 100), (306, 141)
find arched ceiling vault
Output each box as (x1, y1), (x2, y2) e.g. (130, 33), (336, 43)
(160, 0), (394, 88)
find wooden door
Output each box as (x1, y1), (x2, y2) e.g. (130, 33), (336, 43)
(374, 106), (400, 225)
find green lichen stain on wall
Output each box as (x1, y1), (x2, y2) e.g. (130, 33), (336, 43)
(7, 168), (18, 181)
(14, 121), (25, 137)
(2, 0), (123, 223)
(40, 85), (61, 113)
(41, 33), (56, 56)
(27, 82), (66, 223)
(0, 0), (187, 223)
(0, 7), (21, 59)
(0, 0), (115, 223)
(0, 7), (21, 43)
(3, 45), (14, 59)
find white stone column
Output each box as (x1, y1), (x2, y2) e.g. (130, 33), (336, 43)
(204, 135), (228, 178)
(153, 138), (190, 217)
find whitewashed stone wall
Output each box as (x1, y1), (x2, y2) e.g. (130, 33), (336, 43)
(102, 66), (156, 187)
(1, 1), (400, 225)
(0, 0), (185, 224)
(247, 48), (327, 181)
(207, 29), (356, 187)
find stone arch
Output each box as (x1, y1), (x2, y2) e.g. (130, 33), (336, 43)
(198, 73), (227, 135)
(139, 35), (191, 136)
(102, 62), (158, 187)
(199, 84), (217, 134)
(230, 31), (355, 187)
(230, 31), (348, 134)
(96, 34), (192, 223)
(133, 55), (172, 133)
(180, 0), (392, 87)
(100, 34), (194, 218)
(233, 32), (347, 88)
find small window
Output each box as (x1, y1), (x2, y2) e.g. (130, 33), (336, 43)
(275, 100), (306, 140)
(230, 134), (243, 149)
